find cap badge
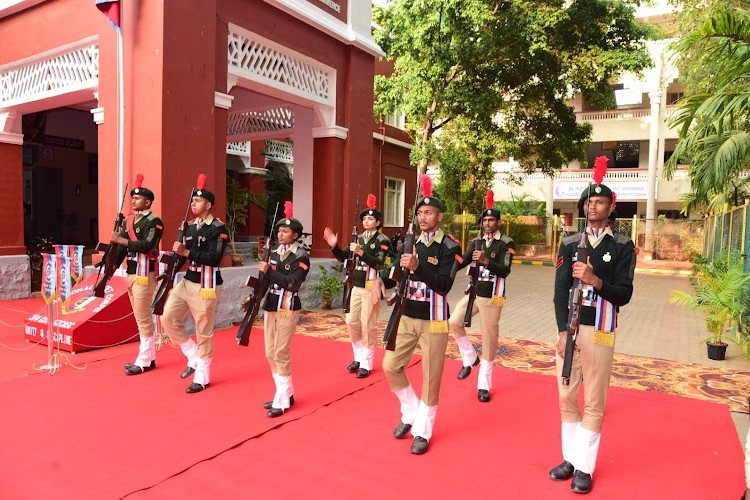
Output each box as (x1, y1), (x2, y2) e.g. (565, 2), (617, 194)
(134, 188), (140, 193)
(594, 186), (602, 194)
(424, 198), (431, 204)
(196, 190), (203, 196)
(286, 219), (291, 225)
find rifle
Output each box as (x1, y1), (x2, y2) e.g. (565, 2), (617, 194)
(462, 219), (483, 327)
(236, 203), (279, 346)
(382, 188), (422, 351)
(561, 232), (589, 385)
(150, 189), (194, 315)
(342, 195), (360, 313)
(93, 184), (128, 298)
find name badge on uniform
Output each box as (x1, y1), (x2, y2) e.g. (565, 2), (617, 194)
(427, 256), (438, 265)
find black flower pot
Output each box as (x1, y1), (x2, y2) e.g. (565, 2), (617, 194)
(706, 342), (728, 361)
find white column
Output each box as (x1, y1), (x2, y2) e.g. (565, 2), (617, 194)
(644, 89), (661, 255)
(546, 175), (555, 245)
(292, 106), (314, 242)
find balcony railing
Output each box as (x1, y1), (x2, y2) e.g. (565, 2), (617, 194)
(498, 168), (690, 182)
(576, 106), (677, 123)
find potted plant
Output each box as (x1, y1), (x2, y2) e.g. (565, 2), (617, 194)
(315, 264), (344, 309)
(670, 253), (750, 360)
(225, 177), (251, 266)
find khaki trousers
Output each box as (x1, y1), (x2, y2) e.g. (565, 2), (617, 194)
(556, 324), (615, 433)
(127, 274), (157, 338)
(264, 310), (301, 377)
(163, 279), (220, 360)
(345, 285), (380, 349)
(449, 294), (503, 361)
(383, 316), (449, 406)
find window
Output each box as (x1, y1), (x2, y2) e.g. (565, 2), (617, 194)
(615, 141), (640, 168)
(667, 92), (684, 105)
(383, 177), (405, 227)
(384, 110), (405, 130)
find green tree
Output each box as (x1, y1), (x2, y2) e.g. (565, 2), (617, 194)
(666, 8), (750, 212)
(374, 0), (653, 177)
(434, 117), (497, 215)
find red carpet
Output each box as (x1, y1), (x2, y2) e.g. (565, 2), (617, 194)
(0, 323), (743, 499)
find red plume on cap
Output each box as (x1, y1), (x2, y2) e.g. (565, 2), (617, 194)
(284, 201), (294, 219)
(611, 191), (617, 206)
(134, 173), (144, 188)
(486, 190), (494, 210)
(367, 194), (377, 209)
(196, 174), (207, 190)
(592, 156), (608, 185)
(420, 174), (432, 198)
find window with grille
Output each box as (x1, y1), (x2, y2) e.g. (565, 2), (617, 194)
(383, 177), (405, 227)
(615, 141), (640, 168)
(384, 111), (405, 130)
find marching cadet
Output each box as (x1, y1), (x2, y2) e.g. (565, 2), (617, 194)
(114, 174), (164, 375)
(448, 190), (514, 402)
(323, 194), (390, 378)
(549, 176), (636, 494)
(259, 202), (310, 418)
(373, 175), (461, 455)
(162, 177), (229, 393)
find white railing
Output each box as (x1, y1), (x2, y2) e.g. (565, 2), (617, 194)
(264, 139), (293, 164)
(227, 106), (295, 137)
(0, 39), (99, 109)
(227, 24), (334, 107)
(498, 168), (692, 182)
(576, 109), (651, 122)
(227, 141), (250, 157)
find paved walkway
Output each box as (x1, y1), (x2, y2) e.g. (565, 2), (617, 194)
(375, 264), (750, 447)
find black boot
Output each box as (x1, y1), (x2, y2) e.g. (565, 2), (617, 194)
(548, 461), (574, 481)
(571, 470), (592, 494)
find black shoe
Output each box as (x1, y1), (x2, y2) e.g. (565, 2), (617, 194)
(125, 360), (155, 376)
(180, 366), (195, 379)
(267, 407), (286, 418)
(347, 361), (360, 373)
(571, 470), (592, 494)
(457, 356), (480, 380)
(548, 461), (574, 481)
(186, 382), (209, 393)
(393, 421), (412, 439)
(263, 395), (294, 410)
(356, 368), (370, 378)
(410, 436), (429, 455)
(478, 389), (491, 402)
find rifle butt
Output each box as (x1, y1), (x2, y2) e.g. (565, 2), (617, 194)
(237, 300), (259, 347)
(560, 331), (576, 383)
(382, 298), (403, 351)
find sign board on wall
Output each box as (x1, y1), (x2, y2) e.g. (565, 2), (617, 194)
(303, 0), (347, 23)
(553, 180), (651, 201)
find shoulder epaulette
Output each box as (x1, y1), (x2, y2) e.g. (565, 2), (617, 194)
(563, 233), (582, 246)
(211, 218), (224, 227)
(500, 234), (514, 245)
(293, 247), (309, 260)
(613, 232), (633, 246)
(443, 234), (460, 250)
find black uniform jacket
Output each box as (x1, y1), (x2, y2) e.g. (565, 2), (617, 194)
(458, 233), (515, 298)
(115, 210), (164, 274)
(183, 215), (229, 286)
(554, 230), (636, 332)
(331, 231), (390, 288)
(263, 243), (311, 312)
(382, 229), (461, 320)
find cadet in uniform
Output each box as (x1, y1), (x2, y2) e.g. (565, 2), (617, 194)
(449, 190), (514, 402)
(323, 194), (390, 378)
(373, 177), (461, 455)
(259, 202), (310, 418)
(113, 174), (164, 375)
(549, 182), (636, 494)
(162, 178), (228, 393)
